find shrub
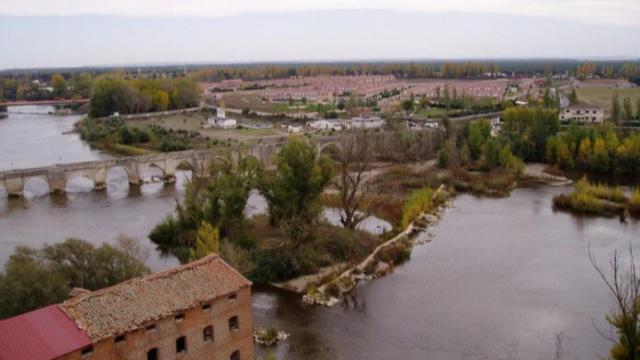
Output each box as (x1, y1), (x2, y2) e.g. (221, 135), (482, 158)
(401, 188), (433, 228)
(377, 239), (412, 265)
(629, 188), (640, 216)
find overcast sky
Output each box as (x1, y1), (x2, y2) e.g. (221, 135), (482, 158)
(0, 0), (639, 69)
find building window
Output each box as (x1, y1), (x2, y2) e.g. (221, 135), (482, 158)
(202, 303), (211, 311)
(203, 325), (214, 342)
(81, 346), (93, 357)
(228, 293), (237, 301)
(175, 313), (185, 323)
(228, 316), (239, 332)
(145, 323), (156, 332)
(115, 335), (126, 343)
(176, 336), (187, 353)
(147, 348), (158, 360)
(230, 350), (240, 360)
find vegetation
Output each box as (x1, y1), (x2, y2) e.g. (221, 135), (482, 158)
(330, 132), (372, 229)
(552, 178), (631, 217)
(260, 137), (333, 246)
(76, 116), (202, 154)
(0, 237), (150, 319)
(89, 77), (201, 118)
(590, 246), (640, 360)
(546, 126), (640, 175)
(149, 137), (380, 284)
(401, 188), (434, 228)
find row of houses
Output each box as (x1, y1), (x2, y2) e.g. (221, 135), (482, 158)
(305, 116), (386, 132)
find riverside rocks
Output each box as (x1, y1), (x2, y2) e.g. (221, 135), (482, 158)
(303, 187), (449, 307)
(253, 327), (290, 347)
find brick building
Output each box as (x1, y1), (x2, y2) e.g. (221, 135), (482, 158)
(0, 255), (254, 360)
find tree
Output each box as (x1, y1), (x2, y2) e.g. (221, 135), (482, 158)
(71, 73), (95, 98)
(590, 245), (640, 360)
(569, 88), (578, 105)
(51, 73), (67, 97)
(0, 238), (150, 318)
(333, 132), (372, 229)
(543, 88), (554, 109)
(623, 98), (633, 121)
(260, 137), (333, 247)
(612, 92), (622, 124)
(189, 221), (220, 261)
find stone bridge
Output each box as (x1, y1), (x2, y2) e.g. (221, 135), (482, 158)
(0, 150), (217, 197)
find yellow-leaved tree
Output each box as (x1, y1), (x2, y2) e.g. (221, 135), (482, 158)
(189, 221), (220, 262)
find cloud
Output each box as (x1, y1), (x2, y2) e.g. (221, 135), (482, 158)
(0, 0), (639, 26)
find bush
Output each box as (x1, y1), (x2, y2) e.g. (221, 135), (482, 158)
(629, 188), (640, 216)
(377, 239), (412, 265)
(401, 188), (434, 228)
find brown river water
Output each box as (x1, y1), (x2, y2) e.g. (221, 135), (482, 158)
(1, 106), (639, 359)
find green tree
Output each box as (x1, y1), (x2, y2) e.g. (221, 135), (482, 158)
(543, 88), (554, 109)
(569, 88), (578, 105)
(623, 97), (633, 121)
(467, 120), (491, 161)
(260, 137), (333, 247)
(189, 221), (221, 261)
(71, 73), (95, 98)
(0, 238), (149, 318)
(612, 92), (622, 124)
(51, 73), (67, 97)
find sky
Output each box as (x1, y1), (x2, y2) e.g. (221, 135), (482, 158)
(0, 0), (639, 69)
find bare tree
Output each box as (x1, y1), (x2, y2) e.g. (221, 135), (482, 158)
(590, 244), (640, 360)
(334, 131), (372, 229)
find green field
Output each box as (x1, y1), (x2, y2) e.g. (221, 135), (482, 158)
(576, 87), (640, 114)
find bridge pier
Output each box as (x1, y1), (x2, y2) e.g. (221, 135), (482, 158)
(124, 164), (141, 185)
(48, 170), (67, 195)
(94, 167), (107, 190)
(3, 178), (24, 197)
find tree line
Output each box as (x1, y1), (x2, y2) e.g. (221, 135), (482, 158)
(89, 77), (201, 118)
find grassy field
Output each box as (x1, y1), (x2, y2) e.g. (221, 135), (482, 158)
(576, 87), (640, 114)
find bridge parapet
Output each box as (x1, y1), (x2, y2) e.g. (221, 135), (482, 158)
(0, 149), (218, 197)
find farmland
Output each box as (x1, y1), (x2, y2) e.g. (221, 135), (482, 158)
(576, 86), (640, 113)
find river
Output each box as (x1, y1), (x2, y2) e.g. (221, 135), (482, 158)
(1, 106), (638, 359)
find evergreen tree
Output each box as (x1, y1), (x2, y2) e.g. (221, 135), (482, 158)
(569, 88), (578, 105)
(623, 97), (633, 121)
(611, 92), (622, 124)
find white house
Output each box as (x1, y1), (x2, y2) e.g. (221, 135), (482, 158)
(287, 125), (303, 133)
(307, 119), (345, 131)
(559, 106), (605, 124)
(206, 107), (237, 129)
(349, 116), (385, 129)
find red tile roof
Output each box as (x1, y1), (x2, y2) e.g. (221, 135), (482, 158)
(0, 305), (91, 360)
(60, 254), (252, 342)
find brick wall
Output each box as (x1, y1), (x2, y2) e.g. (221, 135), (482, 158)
(58, 286), (254, 360)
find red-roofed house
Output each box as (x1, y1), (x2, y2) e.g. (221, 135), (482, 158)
(0, 254), (254, 360)
(0, 305), (91, 360)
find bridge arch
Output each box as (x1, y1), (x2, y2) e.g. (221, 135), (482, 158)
(65, 171), (97, 193)
(23, 176), (50, 198)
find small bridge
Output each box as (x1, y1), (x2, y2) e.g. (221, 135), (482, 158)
(0, 150), (215, 197)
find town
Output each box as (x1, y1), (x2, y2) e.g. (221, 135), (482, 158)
(1, 2), (640, 360)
